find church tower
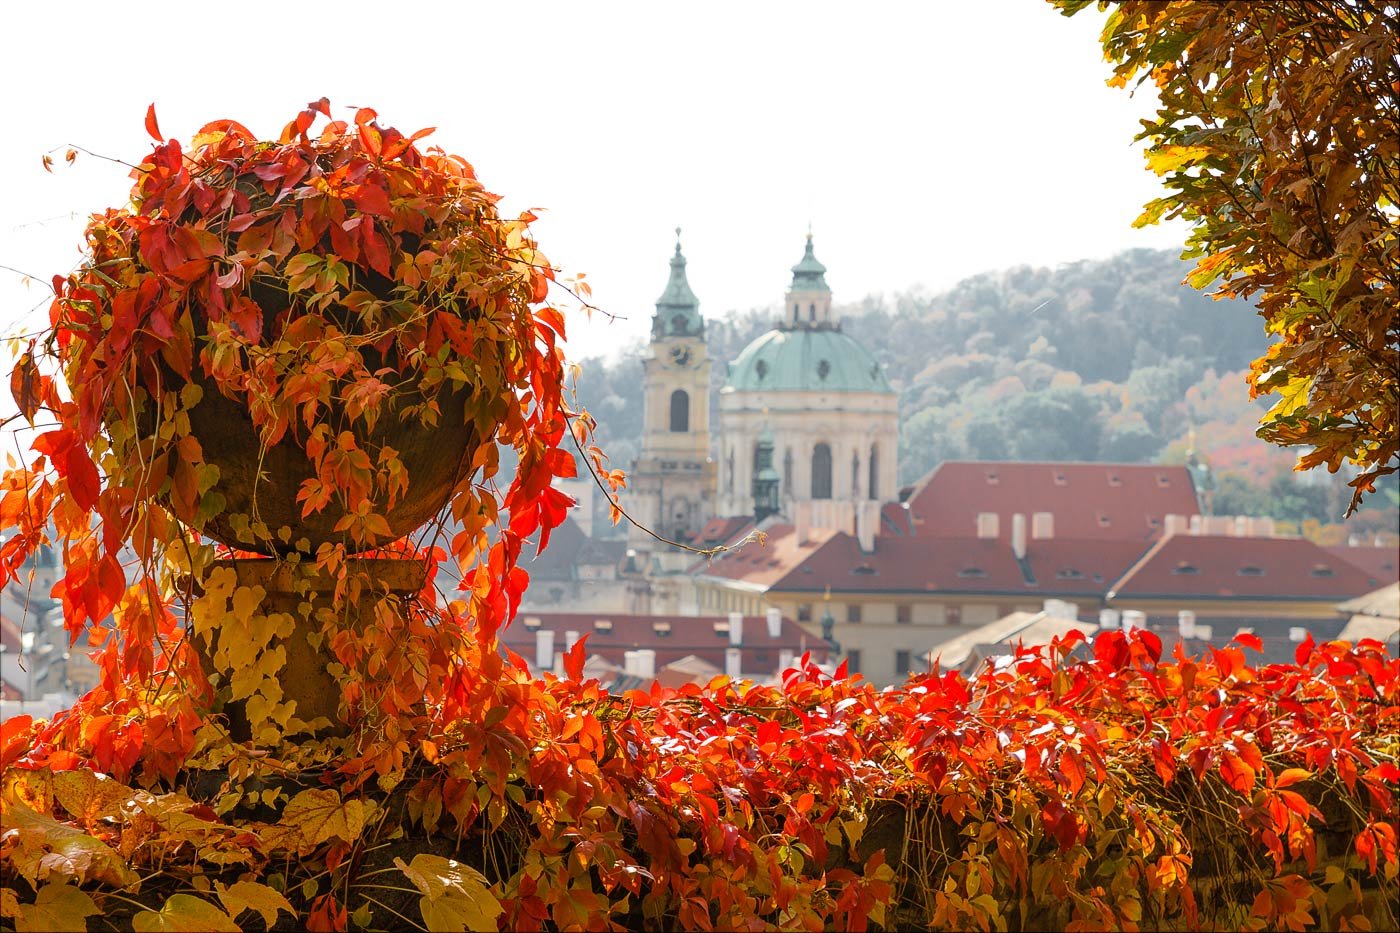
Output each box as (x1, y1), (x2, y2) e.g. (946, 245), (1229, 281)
(628, 230), (716, 553)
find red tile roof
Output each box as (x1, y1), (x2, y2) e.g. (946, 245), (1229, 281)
(693, 523), (841, 587)
(501, 611), (830, 676)
(1325, 546), (1399, 587)
(696, 527), (1149, 597)
(1108, 534), (1376, 601)
(905, 461), (1201, 541)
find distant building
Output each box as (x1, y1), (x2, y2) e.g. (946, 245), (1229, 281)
(499, 610), (832, 690)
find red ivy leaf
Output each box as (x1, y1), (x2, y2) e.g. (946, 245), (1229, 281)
(144, 103), (162, 141)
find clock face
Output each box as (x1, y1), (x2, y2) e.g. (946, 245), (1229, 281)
(670, 345), (692, 367)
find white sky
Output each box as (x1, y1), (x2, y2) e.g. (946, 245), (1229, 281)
(0, 1), (1188, 364)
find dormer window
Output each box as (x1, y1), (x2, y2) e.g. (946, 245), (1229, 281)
(1056, 568), (1085, 580)
(957, 567), (987, 579)
(1107, 472), (1122, 486)
(817, 359), (831, 380)
(1310, 565), (1334, 578)
(652, 621), (672, 637)
(523, 616), (542, 630)
(1054, 471), (1068, 486)
(1237, 565), (1265, 577)
(1157, 475), (1171, 487)
(851, 564), (877, 576)
(986, 472), (999, 485)
(1097, 513), (1112, 527)
(593, 619), (614, 633)
(755, 360), (768, 380)
(1172, 563), (1200, 575)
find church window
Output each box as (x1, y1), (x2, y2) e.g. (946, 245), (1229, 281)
(669, 390), (689, 432)
(755, 360), (768, 380)
(868, 444), (879, 499)
(852, 451), (860, 497)
(726, 449), (735, 493)
(808, 303), (816, 321)
(783, 448), (793, 494)
(811, 443), (833, 499)
(671, 313), (688, 334)
(792, 302), (799, 323)
(817, 359), (831, 381)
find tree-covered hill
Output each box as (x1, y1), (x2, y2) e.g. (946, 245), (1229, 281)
(573, 248), (1396, 538)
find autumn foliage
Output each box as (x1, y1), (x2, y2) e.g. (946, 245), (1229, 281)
(1057, 0), (1400, 514)
(1, 101), (1397, 932)
(3, 629), (1398, 930)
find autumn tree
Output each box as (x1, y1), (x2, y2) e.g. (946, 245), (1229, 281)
(1056, 0), (1399, 514)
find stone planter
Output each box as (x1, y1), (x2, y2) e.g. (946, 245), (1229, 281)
(175, 280), (480, 556)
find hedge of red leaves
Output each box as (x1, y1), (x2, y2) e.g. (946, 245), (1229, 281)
(2, 627), (1396, 931)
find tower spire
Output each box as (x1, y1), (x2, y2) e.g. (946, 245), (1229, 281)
(654, 227), (702, 337)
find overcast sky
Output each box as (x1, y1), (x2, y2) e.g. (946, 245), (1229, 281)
(0, 1), (1188, 363)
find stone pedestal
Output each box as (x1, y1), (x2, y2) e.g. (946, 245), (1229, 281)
(191, 558), (427, 740)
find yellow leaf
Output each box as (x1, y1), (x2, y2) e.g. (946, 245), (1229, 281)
(1265, 374), (1313, 421)
(281, 789), (370, 849)
(395, 854), (502, 933)
(132, 894), (240, 933)
(216, 880), (294, 928)
(1145, 145), (1213, 175)
(13, 883), (99, 933)
(0, 801), (139, 889)
(52, 769), (132, 827)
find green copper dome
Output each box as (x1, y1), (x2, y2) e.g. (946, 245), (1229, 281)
(653, 229), (703, 338)
(725, 328), (893, 393)
(789, 234), (829, 292)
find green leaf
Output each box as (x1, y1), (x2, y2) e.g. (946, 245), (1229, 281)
(131, 895), (240, 933)
(14, 884), (99, 933)
(395, 855), (502, 932)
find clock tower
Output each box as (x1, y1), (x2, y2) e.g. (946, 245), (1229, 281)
(628, 230), (716, 554)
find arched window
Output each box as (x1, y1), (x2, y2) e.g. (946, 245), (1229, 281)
(811, 443), (833, 500)
(726, 448), (735, 493)
(669, 390), (689, 432)
(868, 444), (879, 499)
(783, 448), (793, 495)
(808, 303), (816, 321)
(792, 303), (800, 323)
(852, 450), (860, 497)
(671, 313), (688, 334)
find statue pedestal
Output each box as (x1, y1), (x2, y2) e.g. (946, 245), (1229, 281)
(191, 558), (426, 740)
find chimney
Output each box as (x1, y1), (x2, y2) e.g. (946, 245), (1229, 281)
(635, 649), (656, 680)
(1043, 598), (1066, 619)
(623, 650), (640, 677)
(1099, 608), (1121, 630)
(725, 647), (742, 679)
(534, 629), (556, 671)
(778, 648), (794, 672)
(1011, 513), (1027, 560)
(975, 512), (999, 539)
(766, 607), (782, 639)
(1195, 624), (1214, 641)
(1256, 517), (1276, 538)
(794, 500), (810, 546)
(1189, 514), (1203, 534)
(728, 611), (743, 646)
(1289, 626), (1307, 643)
(1121, 610), (1146, 633)
(1163, 513), (1187, 537)
(856, 500), (878, 554)
(1177, 610), (1197, 639)
(1031, 511), (1054, 540)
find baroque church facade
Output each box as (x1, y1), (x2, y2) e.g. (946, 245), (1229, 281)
(628, 231), (899, 603)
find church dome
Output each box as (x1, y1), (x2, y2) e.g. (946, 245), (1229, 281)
(725, 328), (893, 393)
